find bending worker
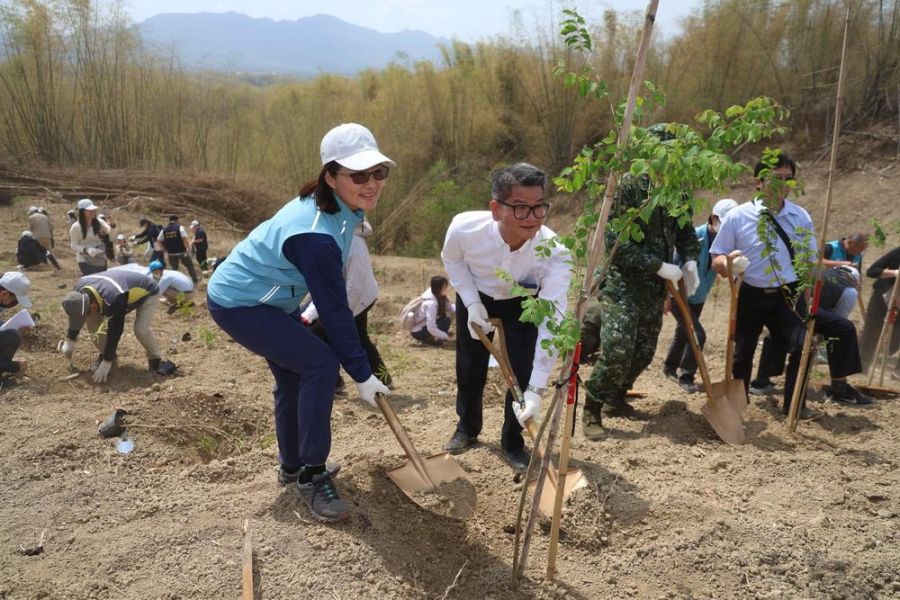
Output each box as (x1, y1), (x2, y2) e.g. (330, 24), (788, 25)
(207, 123), (393, 523)
(60, 269), (164, 383)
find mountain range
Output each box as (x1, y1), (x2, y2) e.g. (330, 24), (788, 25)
(137, 12), (447, 77)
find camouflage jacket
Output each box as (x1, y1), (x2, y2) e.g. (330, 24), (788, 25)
(603, 174), (700, 296)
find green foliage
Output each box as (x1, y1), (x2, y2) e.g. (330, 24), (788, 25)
(198, 326), (217, 350)
(504, 10), (789, 361)
(402, 174), (484, 257)
(174, 292), (194, 318)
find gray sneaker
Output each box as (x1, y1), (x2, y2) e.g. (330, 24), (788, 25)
(294, 471), (350, 522)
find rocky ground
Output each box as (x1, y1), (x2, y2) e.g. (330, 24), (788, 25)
(0, 159), (899, 599)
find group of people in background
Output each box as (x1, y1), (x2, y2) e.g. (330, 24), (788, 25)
(3, 196), (215, 384)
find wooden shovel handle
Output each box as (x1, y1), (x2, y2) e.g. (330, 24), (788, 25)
(374, 393), (435, 488)
(667, 279), (716, 403)
(725, 254), (744, 383)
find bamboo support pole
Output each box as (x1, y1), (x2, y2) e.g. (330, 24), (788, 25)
(787, 6), (851, 432)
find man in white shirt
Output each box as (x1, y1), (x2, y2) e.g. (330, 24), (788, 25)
(441, 163), (570, 471)
(710, 152), (870, 419)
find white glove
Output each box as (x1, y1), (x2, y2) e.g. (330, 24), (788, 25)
(128, 235), (136, 243)
(86, 247), (103, 258)
(656, 262), (683, 282)
(356, 374), (390, 408)
(513, 390), (542, 426)
(59, 339), (76, 360)
(92, 360), (113, 383)
(466, 301), (494, 339)
(682, 260), (700, 296)
(732, 255), (750, 275)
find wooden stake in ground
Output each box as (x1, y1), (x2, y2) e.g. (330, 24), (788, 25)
(512, 0), (660, 583)
(787, 5), (852, 432)
(242, 519), (254, 600)
(867, 274), (900, 386)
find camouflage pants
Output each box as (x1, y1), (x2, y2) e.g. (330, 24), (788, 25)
(584, 288), (664, 409)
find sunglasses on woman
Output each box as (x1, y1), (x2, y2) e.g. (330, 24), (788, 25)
(339, 166), (390, 185)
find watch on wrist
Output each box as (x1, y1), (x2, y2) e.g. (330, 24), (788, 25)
(525, 384), (546, 396)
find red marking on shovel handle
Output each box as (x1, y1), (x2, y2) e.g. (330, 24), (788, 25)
(566, 342), (582, 405)
(810, 280), (823, 315)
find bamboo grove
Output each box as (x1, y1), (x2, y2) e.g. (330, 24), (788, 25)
(0, 0), (898, 254)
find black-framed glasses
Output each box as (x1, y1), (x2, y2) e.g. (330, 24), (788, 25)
(339, 166), (390, 185)
(496, 199), (551, 220)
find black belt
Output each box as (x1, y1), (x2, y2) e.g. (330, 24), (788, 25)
(742, 282), (798, 296)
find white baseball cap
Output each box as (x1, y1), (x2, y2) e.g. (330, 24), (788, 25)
(77, 198), (98, 211)
(190, 220), (199, 228)
(116, 234), (125, 241)
(27, 206), (38, 214)
(320, 123), (396, 171)
(21, 230), (33, 238)
(0, 271), (33, 308)
(712, 198), (738, 219)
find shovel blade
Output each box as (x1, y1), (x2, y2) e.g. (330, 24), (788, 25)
(724, 378), (748, 416)
(703, 382), (746, 444)
(529, 467), (588, 516)
(386, 453), (477, 520)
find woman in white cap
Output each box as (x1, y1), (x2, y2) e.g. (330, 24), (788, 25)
(69, 198), (111, 275)
(0, 271), (32, 376)
(207, 123), (394, 522)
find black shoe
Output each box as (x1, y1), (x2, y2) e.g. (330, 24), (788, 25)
(503, 448), (530, 472)
(827, 383), (875, 407)
(663, 367), (679, 383)
(749, 378), (775, 396)
(678, 378), (699, 394)
(148, 357), (161, 372)
(443, 431), (478, 454)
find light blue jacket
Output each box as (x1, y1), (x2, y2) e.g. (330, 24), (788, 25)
(687, 224), (717, 304)
(207, 196), (363, 312)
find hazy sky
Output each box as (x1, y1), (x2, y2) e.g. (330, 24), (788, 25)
(119, 0), (702, 41)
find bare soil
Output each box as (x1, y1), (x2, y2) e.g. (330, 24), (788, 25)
(1, 159), (899, 599)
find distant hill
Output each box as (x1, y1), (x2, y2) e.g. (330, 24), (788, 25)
(136, 12), (447, 76)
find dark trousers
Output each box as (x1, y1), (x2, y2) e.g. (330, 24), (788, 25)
(151, 249), (166, 267)
(0, 330), (22, 373)
(208, 298), (339, 470)
(859, 287), (900, 369)
(311, 300), (391, 385)
(168, 253), (199, 283)
(734, 285), (862, 414)
(455, 293), (536, 453)
(664, 301), (705, 381)
(194, 243), (209, 269)
(78, 262), (106, 276)
(411, 315), (452, 345)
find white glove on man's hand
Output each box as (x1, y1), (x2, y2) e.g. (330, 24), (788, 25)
(656, 262), (683, 282)
(356, 374), (390, 408)
(513, 390), (542, 426)
(732, 255), (750, 275)
(466, 301), (494, 339)
(92, 360), (113, 383)
(682, 260), (700, 296)
(59, 339), (76, 360)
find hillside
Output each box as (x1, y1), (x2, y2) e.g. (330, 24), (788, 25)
(0, 159), (898, 598)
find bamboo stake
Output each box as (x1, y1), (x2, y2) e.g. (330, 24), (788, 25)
(242, 519), (254, 600)
(867, 274), (900, 385)
(513, 0), (660, 582)
(787, 6), (852, 432)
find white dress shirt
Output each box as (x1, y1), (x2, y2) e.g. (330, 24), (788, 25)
(302, 221), (378, 321)
(441, 211), (571, 388)
(710, 198), (817, 288)
(410, 288), (456, 340)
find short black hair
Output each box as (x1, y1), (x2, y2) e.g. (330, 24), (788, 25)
(169, 215), (179, 222)
(491, 162), (548, 203)
(754, 152), (797, 178)
(139, 218), (149, 225)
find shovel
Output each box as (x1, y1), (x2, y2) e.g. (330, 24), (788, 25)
(472, 320), (587, 516)
(711, 253), (749, 416)
(374, 394), (476, 520)
(667, 280), (745, 444)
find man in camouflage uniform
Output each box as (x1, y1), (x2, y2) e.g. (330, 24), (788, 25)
(582, 137), (700, 439)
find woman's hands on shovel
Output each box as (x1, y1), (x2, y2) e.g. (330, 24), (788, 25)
(356, 374), (390, 408)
